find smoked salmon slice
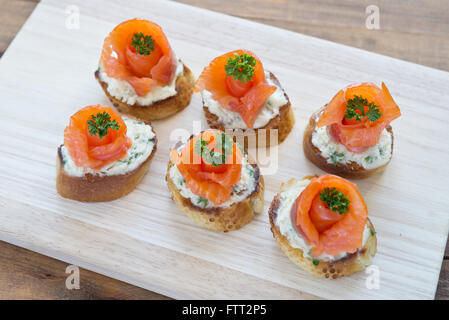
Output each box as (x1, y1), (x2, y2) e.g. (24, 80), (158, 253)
(195, 50), (276, 128)
(171, 130), (242, 205)
(64, 105), (131, 170)
(293, 175), (368, 258)
(99, 19), (177, 97)
(317, 82), (401, 152)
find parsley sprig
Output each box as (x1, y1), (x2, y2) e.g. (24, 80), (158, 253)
(130, 32), (155, 56)
(225, 53), (256, 83)
(319, 187), (350, 215)
(194, 132), (234, 167)
(87, 112), (120, 139)
(344, 95), (382, 122)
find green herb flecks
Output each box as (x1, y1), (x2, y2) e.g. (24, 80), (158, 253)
(312, 259), (320, 266)
(87, 111), (120, 139)
(131, 32), (155, 56)
(344, 95), (382, 122)
(319, 187), (350, 215)
(364, 155), (375, 164)
(132, 152), (143, 160)
(197, 197), (209, 208)
(370, 229), (377, 236)
(330, 151), (345, 165)
(225, 53), (256, 83)
(118, 151), (142, 165)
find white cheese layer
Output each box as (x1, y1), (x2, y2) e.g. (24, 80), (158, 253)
(98, 59), (184, 106)
(61, 117), (155, 177)
(169, 151), (258, 210)
(275, 178), (372, 262)
(201, 71), (288, 129)
(311, 124), (392, 170)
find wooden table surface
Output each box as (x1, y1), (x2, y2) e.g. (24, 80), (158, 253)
(0, 0), (447, 300)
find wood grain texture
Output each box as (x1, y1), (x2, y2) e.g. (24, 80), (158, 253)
(176, 0), (449, 72)
(436, 261), (449, 300)
(0, 0), (37, 55)
(0, 241), (168, 299)
(0, 0), (448, 299)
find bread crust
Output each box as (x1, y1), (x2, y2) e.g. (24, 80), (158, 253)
(268, 178), (377, 279)
(166, 159), (264, 232)
(303, 107), (394, 179)
(56, 123), (157, 202)
(203, 72), (295, 148)
(95, 63), (195, 121)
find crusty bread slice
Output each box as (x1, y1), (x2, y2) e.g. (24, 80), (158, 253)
(95, 64), (195, 121)
(203, 72), (295, 148)
(56, 124), (157, 202)
(268, 177), (377, 279)
(166, 159), (264, 232)
(303, 107), (394, 179)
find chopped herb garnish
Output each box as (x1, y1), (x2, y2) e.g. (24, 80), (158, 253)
(319, 187), (350, 215)
(197, 197), (209, 208)
(364, 155), (375, 164)
(267, 100), (272, 106)
(312, 259), (320, 266)
(247, 165), (254, 177)
(344, 95), (382, 122)
(330, 151), (345, 165)
(225, 53), (256, 83)
(194, 132), (234, 167)
(87, 111), (120, 139)
(133, 152), (143, 159)
(370, 229), (377, 236)
(130, 32), (155, 56)
(118, 152), (142, 165)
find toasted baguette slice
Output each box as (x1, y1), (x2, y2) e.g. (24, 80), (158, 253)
(56, 123), (157, 202)
(268, 177), (377, 279)
(166, 159), (264, 232)
(95, 64), (195, 121)
(303, 107), (394, 179)
(203, 72), (295, 148)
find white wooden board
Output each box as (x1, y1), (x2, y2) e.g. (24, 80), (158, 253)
(0, 0), (448, 299)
